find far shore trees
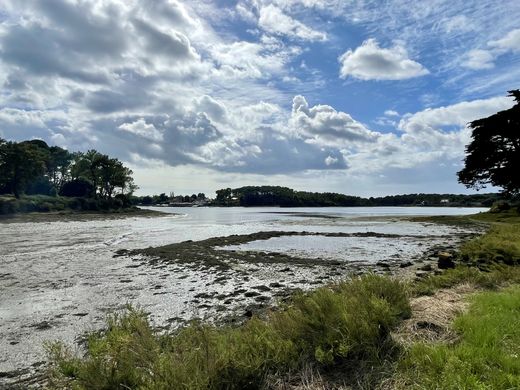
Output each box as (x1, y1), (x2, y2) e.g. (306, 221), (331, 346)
(458, 90), (520, 195)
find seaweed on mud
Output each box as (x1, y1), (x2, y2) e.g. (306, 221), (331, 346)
(117, 230), (427, 270)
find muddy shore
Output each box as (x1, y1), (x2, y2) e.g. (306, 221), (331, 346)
(0, 208), (167, 224)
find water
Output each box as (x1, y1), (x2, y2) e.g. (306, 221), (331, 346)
(0, 206), (486, 381)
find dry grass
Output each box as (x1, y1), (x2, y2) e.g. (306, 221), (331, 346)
(393, 283), (477, 345)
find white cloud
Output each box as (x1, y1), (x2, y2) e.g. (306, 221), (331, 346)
(324, 155), (338, 166)
(290, 95), (378, 145)
(339, 39), (429, 80)
(258, 4), (327, 41)
(489, 28), (520, 52)
(193, 95), (228, 123)
(461, 28), (520, 72)
(384, 110), (399, 117)
(462, 49), (495, 70)
(118, 119), (163, 142)
(399, 95), (514, 133)
(440, 15), (474, 34)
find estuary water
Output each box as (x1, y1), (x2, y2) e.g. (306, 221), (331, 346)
(0, 206), (486, 383)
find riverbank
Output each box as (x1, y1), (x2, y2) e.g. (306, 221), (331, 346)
(0, 194), (169, 220)
(41, 209), (520, 389)
(0, 208), (167, 224)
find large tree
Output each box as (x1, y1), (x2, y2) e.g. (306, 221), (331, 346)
(0, 140), (48, 198)
(458, 90), (520, 195)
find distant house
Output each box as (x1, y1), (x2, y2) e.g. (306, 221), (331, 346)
(440, 199), (450, 204)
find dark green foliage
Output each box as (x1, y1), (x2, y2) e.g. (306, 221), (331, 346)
(212, 185), (502, 207)
(458, 90), (520, 195)
(0, 139), (48, 198)
(48, 275), (410, 389)
(59, 179), (95, 197)
(0, 139), (136, 211)
(0, 194), (135, 215)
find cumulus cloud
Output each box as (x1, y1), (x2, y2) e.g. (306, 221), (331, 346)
(258, 4), (327, 41)
(118, 119), (164, 142)
(193, 95), (228, 123)
(398, 95), (514, 135)
(290, 95), (378, 145)
(339, 39), (429, 80)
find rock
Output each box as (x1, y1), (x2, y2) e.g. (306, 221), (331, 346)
(419, 264), (433, 271)
(415, 270), (429, 278)
(376, 261), (390, 268)
(244, 291), (260, 297)
(399, 261), (414, 268)
(438, 251), (456, 269)
(252, 285), (271, 292)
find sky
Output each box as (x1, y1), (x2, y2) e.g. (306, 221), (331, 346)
(0, 0), (519, 197)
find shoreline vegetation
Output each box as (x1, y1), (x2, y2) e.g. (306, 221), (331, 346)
(44, 208), (520, 389)
(135, 185), (505, 208)
(0, 194), (167, 223)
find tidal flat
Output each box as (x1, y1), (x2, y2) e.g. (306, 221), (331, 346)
(0, 206), (486, 386)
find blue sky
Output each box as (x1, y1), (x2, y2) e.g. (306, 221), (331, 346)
(0, 0), (519, 196)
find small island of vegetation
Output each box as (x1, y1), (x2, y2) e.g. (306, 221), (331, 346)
(0, 139), (147, 217)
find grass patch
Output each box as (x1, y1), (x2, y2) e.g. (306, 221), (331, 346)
(412, 265), (520, 296)
(460, 223), (520, 265)
(47, 275), (410, 389)
(396, 285), (520, 389)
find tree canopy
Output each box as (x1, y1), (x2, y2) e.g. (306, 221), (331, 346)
(0, 139), (136, 199)
(212, 185), (499, 207)
(458, 90), (520, 195)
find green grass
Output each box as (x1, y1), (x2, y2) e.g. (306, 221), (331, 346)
(412, 265), (520, 296)
(47, 275), (410, 390)
(396, 285), (520, 389)
(460, 223), (520, 265)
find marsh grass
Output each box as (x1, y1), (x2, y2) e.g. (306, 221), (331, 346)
(395, 285), (520, 389)
(460, 223), (520, 265)
(47, 275), (410, 390)
(412, 265), (520, 296)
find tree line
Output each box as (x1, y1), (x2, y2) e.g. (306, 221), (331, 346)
(214, 186), (501, 207)
(0, 139), (136, 200)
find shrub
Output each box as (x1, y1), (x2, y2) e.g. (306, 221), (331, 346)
(48, 275), (410, 389)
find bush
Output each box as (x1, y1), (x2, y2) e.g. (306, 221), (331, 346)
(490, 200), (511, 213)
(48, 275), (410, 389)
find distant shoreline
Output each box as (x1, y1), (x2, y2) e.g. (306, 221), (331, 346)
(0, 208), (168, 224)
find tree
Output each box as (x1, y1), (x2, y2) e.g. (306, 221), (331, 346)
(458, 90), (520, 195)
(0, 140), (47, 198)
